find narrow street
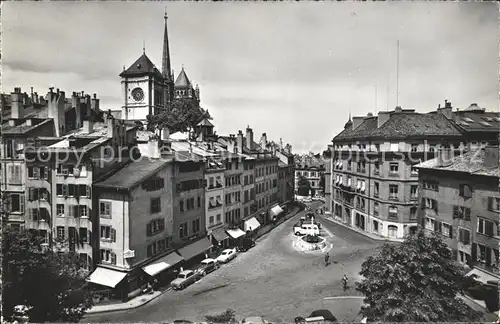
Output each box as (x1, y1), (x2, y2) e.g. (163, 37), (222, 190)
(84, 203), (384, 323)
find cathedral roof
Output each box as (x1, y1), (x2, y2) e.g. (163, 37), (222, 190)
(120, 53), (163, 78)
(175, 68), (191, 88)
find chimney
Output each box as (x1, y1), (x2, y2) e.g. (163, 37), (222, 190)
(261, 133), (268, 150)
(148, 136), (160, 159)
(367, 112), (373, 117)
(83, 117), (93, 134)
(352, 116), (364, 130)
(91, 93), (100, 112)
(226, 134), (235, 153)
(484, 145), (499, 168)
(437, 100), (453, 119)
(395, 106), (402, 113)
(72, 92), (82, 128)
(34, 92), (39, 104)
(437, 147), (454, 167)
(10, 87), (24, 119)
(377, 111), (390, 128)
(85, 95), (92, 119)
(246, 126), (253, 150)
(48, 88), (66, 136)
(237, 131), (244, 153)
(106, 111), (115, 138)
(287, 144), (292, 154)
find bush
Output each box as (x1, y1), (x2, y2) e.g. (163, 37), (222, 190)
(305, 234), (321, 243)
(204, 309), (236, 323)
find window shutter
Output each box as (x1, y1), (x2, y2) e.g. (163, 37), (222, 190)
(434, 221), (439, 232)
(111, 228), (116, 242)
(459, 229), (464, 242)
(111, 252), (116, 265)
(465, 230), (470, 245)
(453, 206), (459, 218)
(488, 197), (493, 211)
(438, 222), (442, 233)
(464, 185), (472, 198)
(486, 221), (494, 236)
(449, 226), (453, 239)
(88, 230), (92, 244)
(147, 223), (152, 237)
(465, 208), (471, 220)
(74, 205), (79, 218)
(471, 243), (477, 262)
(63, 184), (68, 196)
(87, 185), (92, 198)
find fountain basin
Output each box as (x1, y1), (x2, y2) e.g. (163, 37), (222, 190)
(296, 234), (327, 252)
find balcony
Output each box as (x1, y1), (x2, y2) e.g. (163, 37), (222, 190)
(388, 172), (400, 178)
(388, 195), (399, 201)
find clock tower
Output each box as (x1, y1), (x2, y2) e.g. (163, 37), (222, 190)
(120, 52), (165, 121)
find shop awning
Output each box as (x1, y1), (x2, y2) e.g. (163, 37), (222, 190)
(142, 252), (184, 276)
(178, 237), (212, 261)
(270, 205), (284, 217)
(86, 267), (127, 288)
(226, 228), (246, 239)
(211, 227), (230, 242)
(467, 267), (500, 285)
(244, 217), (261, 232)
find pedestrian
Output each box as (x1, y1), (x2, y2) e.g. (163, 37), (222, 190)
(342, 274), (348, 291)
(324, 252), (330, 266)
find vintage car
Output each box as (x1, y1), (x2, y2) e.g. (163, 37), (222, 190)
(171, 270), (200, 290)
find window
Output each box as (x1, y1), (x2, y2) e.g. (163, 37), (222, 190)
(452, 205), (470, 220)
(410, 207), (417, 220)
(458, 228), (471, 245)
(347, 160), (352, 171)
(374, 162), (380, 175)
(423, 180), (439, 191)
(180, 200), (184, 212)
(147, 218), (165, 236)
(179, 222), (188, 238)
(150, 197), (161, 214)
(389, 163), (399, 175)
(388, 225), (397, 237)
(424, 198), (438, 212)
(429, 144), (436, 152)
(410, 185), (418, 200)
(142, 177), (164, 192)
(100, 225), (116, 242)
(28, 166), (40, 179)
(209, 216), (214, 226)
(370, 182), (378, 197)
(459, 184), (472, 199)
(57, 226), (65, 240)
(411, 144), (418, 152)
(8, 165), (22, 184)
(79, 206), (88, 218)
(442, 223), (452, 238)
(9, 194), (24, 213)
(57, 204), (65, 217)
(216, 214), (221, 222)
(192, 218), (200, 233)
(389, 185), (398, 200)
(388, 206), (398, 220)
(99, 201), (111, 218)
(373, 202), (379, 216)
(425, 218), (436, 231)
(197, 196), (201, 208)
(411, 166), (418, 176)
(477, 218), (495, 236)
(487, 197), (500, 212)
(100, 249), (116, 264)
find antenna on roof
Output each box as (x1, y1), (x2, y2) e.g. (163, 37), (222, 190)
(396, 39), (400, 107)
(375, 85), (378, 114)
(143, 40), (146, 54)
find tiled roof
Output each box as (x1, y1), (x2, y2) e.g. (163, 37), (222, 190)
(451, 111), (500, 133)
(120, 53), (162, 78)
(416, 148), (500, 178)
(1, 118), (54, 135)
(96, 158), (172, 190)
(175, 68), (191, 87)
(334, 112), (462, 141)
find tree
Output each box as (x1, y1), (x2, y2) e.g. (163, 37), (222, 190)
(356, 231), (482, 322)
(147, 100), (212, 139)
(297, 175), (313, 196)
(204, 309), (237, 323)
(2, 227), (93, 322)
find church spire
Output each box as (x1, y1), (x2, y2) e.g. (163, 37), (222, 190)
(162, 7), (172, 81)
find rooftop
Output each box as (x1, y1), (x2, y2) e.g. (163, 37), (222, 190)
(416, 148), (500, 178)
(96, 158), (172, 190)
(174, 68), (191, 88)
(1, 118), (54, 135)
(120, 53), (163, 79)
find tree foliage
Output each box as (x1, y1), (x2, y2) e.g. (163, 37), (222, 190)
(204, 308), (237, 323)
(2, 227), (93, 322)
(147, 100), (211, 137)
(297, 175), (313, 196)
(356, 231), (482, 322)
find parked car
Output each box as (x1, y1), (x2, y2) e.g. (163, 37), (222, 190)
(216, 248), (237, 263)
(237, 237), (256, 252)
(241, 316), (273, 324)
(195, 258), (219, 276)
(171, 270), (199, 290)
(307, 309), (338, 323)
(294, 223), (320, 236)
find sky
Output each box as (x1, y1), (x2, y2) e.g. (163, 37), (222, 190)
(3, 2), (499, 154)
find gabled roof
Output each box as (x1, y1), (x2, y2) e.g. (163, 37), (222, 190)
(197, 118), (214, 127)
(175, 68), (191, 87)
(451, 111), (500, 133)
(120, 53), (163, 78)
(334, 112), (463, 141)
(1, 118), (54, 135)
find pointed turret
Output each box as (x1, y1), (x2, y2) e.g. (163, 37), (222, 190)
(162, 8), (175, 108)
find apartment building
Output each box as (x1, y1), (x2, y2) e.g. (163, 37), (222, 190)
(205, 156), (226, 247)
(295, 164), (325, 196)
(271, 141), (295, 208)
(331, 107), (465, 241)
(89, 139), (210, 300)
(416, 146), (499, 284)
(1, 87), (103, 227)
(325, 144), (333, 213)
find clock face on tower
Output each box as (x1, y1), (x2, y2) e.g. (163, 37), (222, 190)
(131, 87), (144, 102)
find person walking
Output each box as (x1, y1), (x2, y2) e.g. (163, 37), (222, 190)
(324, 252), (330, 266)
(342, 274), (348, 291)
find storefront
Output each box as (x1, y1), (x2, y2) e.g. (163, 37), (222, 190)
(210, 227), (230, 251)
(177, 237), (213, 268)
(270, 205), (284, 222)
(141, 251), (184, 287)
(86, 266), (128, 302)
(226, 227), (246, 246)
